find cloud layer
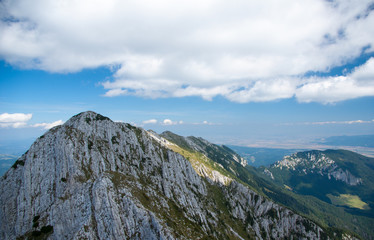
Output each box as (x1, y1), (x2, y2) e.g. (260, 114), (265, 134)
(0, 113), (32, 128)
(281, 119), (374, 126)
(1, 0), (374, 103)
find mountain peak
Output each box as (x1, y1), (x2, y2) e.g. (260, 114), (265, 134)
(0, 112), (358, 239)
(65, 111), (111, 125)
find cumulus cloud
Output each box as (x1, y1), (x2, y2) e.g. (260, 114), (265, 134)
(162, 119), (177, 126)
(0, 113), (32, 128)
(32, 120), (64, 130)
(161, 119), (184, 125)
(296, 58), (374, 103)
(1, 0), (374, 103)
(0, 113), (63, 129)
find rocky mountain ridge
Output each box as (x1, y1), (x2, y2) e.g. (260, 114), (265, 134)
(0, 111), (356, 239)
(148, 130), (233, 186)
(160, 131), (248, 168)
(271, 151), (362, 186)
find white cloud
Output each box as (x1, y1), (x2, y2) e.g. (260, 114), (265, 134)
(296, 58), (374, 103)
(0, 112), (63, 129)
(142, 119), (158, 125)
(201, 120), (217, 126)
(351, 57), (374, 83)
(226, 78), (298, 103)
(162, 119), (177, 126)
(161, 119), (185, 125)
(1, 0), (374, 103)
(141, 118), (217, 126)
(0, 113), (32, 128)
(103, 88), (128, 97)
(32, 120), (64, 130)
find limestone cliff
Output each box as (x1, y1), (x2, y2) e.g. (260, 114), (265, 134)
(0, 111), (352, 239)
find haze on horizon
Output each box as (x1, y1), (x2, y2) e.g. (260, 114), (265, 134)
(0, 0), (373, 149)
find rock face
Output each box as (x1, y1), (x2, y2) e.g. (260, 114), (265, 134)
(272, 151), (362, 186)
(0, 111), (344, 239)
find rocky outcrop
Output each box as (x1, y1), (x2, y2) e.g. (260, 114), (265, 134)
(263, 168), (274, 180)
(224, 181), (326, 239)
(327, 167), (362, 186)
(272, 151), (362, 186)
(0, 111), (348, 239)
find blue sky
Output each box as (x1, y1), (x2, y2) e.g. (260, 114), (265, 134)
(1, 0), (374, 148)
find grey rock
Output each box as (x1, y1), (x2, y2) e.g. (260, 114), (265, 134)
(272, 151), (362, 186)
(0, 111), (352, 239)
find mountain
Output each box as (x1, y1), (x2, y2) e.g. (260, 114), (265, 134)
(317, 135), (374, 148)
(159, 134), (374, 239)
(262, 150), (374, 218)
(0, 154), (19, 176)
(0, 111), (353, 239)
(0, 140), (32, 176)
(227, 146), (300, 167)
(160, 131), (247, 167)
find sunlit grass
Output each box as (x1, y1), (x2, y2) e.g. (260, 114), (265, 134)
(168, 145), (233, 185)
(284, 184), (293, 191)
(327, 194), (370, 210)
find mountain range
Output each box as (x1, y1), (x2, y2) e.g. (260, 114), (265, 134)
(316, 135), (374, 148)
(0, 154), (18, 176)
(261, 150), (374, 218)
(226, 146), (300, 167)
(0, 111), (366, 239)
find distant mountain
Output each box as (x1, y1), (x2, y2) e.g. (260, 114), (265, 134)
(263, 150), (374, 218)
(0, 140), (33, 176)
(0, 111), (344, 239)
(317, 135), (374, 148)
(0, 154), (18, 177)
(156, 132), (373, 239)
(227, 145), (300, 167)
(0, 139), (34, 155)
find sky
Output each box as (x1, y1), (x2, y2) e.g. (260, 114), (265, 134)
(1, 0), (374, 149)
